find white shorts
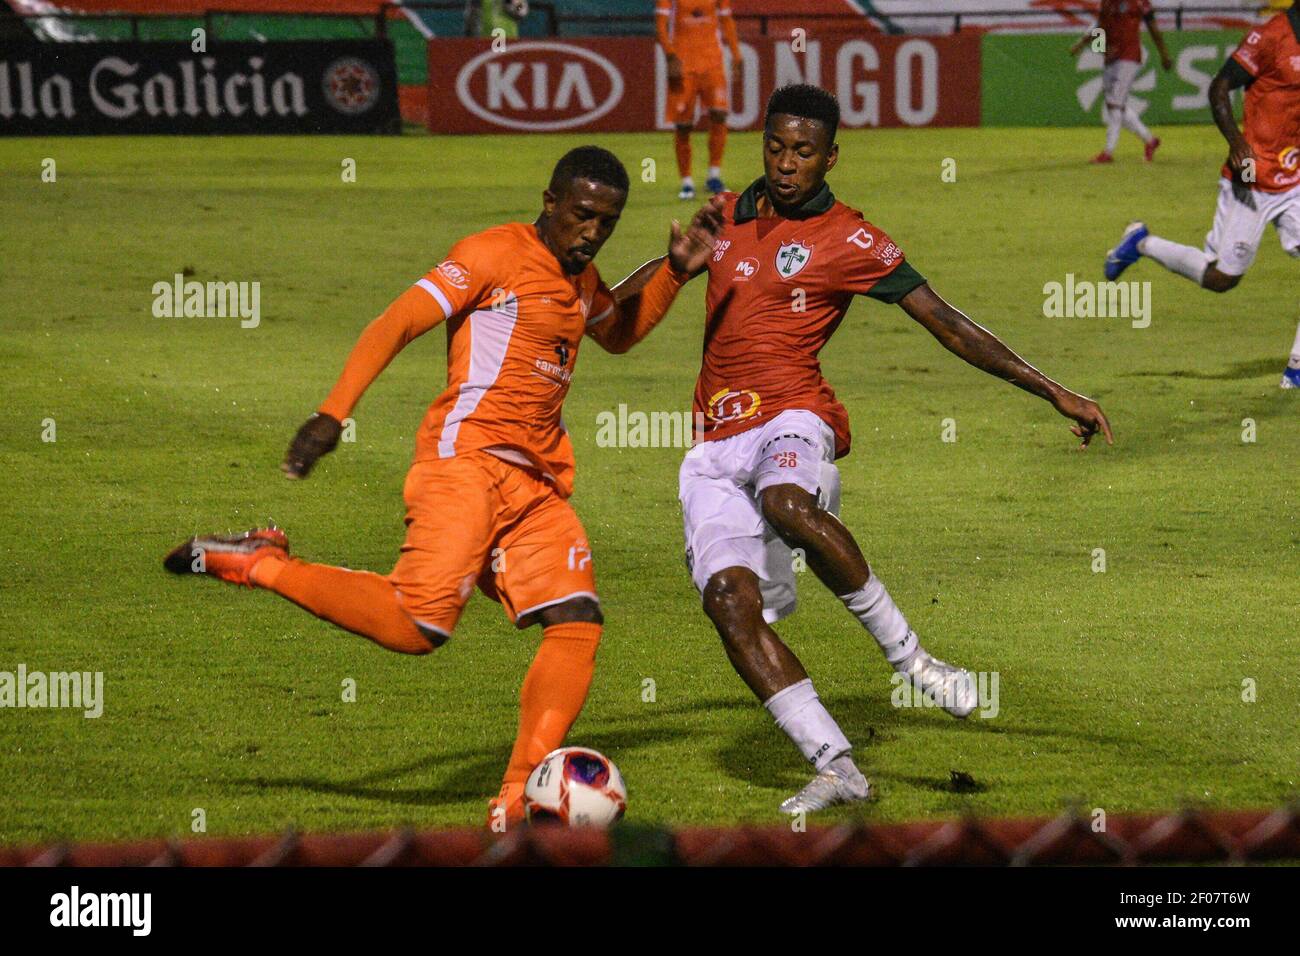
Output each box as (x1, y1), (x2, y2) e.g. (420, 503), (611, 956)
(678, 409), (840, 623)
(1204, 177), (1300, 276)
(1101, 59), (1141, 108)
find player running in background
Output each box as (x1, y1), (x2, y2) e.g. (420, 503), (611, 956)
(677, 85), (1114, 814)
(1103, 7), (1300, 389)
(656, 0), (741, 200)
(1070, 0), (1172, 164)
(164, 147), (722, 828)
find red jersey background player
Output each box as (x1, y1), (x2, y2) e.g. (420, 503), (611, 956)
(656, 0), (741, 199)
(164, 147), (723, 827)
(677, 85), (1113, 813)
(1070, 0), (1172, 163)
(1104, 6), (1300, 389)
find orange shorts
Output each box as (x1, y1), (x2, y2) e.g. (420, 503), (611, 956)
(666, 64), (729, 126)
(388, 450), (597, 639)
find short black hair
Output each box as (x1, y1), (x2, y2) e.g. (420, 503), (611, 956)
(548, 145), (629, 197)
(764, 84), (840, 142)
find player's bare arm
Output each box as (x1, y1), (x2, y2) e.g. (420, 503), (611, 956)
(898, 283), (1114, 448)
(1210, 58), (1255, 177)
(586, 198), (724, 353)
(1145, 13), (1173, 70)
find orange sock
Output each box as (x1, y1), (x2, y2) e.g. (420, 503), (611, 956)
(708, 120), (727, 168)
(502, 621), (602, 789)
(251, 555), (434, 655)
(674, 128), (692, 179)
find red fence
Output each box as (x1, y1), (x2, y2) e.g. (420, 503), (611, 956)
(6, 806), (1299, 866)
(427, 33), (982, 134)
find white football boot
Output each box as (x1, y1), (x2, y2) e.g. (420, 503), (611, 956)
(779, 760), (871, 815)
(895, 644), (978, 718)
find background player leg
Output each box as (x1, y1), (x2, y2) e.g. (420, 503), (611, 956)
(674, 124), (695, 199)
(702, 567), (868, 813)
(706, 108), (728, 194)
(1284, 315), (1300, 389)
(490, 598), (603, 829)
(1120, 103), (1160, 160)
(758, 483), (977, 717)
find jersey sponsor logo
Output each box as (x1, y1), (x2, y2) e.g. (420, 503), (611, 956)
(454, 42), (625, 132)
(706, 387), (761, 423)
(1280, 147), (1300, 172)
(733, 256), (759, 280)
(846, 227), (874, 251)
(437, 259), (471, 290)
(1290, 56), (1300, 73)
(775, 241), (812, 279)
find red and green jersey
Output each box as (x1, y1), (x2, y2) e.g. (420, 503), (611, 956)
(1227, 9), (1300, 193)
(693, 177), (926, 459)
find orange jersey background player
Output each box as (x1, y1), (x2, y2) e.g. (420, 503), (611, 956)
(164, 147), (724, 828)
(656, 0), (741, 199)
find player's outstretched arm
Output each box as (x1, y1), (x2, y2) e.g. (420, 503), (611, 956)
(586, 197), (724, 354)
(899, 283), (1114, 450)
(281, 284), (446, 478)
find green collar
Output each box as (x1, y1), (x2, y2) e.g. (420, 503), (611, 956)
(733, 176), (836, 223)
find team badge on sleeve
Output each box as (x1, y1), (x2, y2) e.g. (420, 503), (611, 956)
(775, 241), (812, 279)
(437, 260), (471, 290)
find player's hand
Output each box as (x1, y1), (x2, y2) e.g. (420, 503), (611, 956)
(668, 195), (725, 275)
(1227, 139), (1256, 180)
(666, 54), (683, 86)
(282, 411), (343, 479)
(1053, 391), (1113, 450)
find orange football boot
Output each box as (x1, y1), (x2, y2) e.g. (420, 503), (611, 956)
(163, 527), (288, 587)
(486, 782), (527, 832)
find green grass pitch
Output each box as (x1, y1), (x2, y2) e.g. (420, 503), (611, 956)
(0, 126), (1296, 844)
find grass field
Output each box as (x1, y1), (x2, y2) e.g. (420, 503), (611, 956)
(0, 126), (1296, 845)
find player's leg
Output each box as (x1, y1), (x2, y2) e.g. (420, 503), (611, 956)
(704, 64), (730, 194)
(1106, 180), (1263, 287)
(1094, 61), (1124, 163)
(163, 510), (443, 656)
(674, 123), (695, 199)
(680, 438), (869, 813)
(752, 412), (976, 717)
(1271, 201), (1300, 388)
(701, 565), (869, 813)
(483, 468), (605, 829)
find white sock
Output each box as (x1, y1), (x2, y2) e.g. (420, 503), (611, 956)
(681, 175), (695, 189)
(1104, 104), (1122, 154)
(1289, 320), (1300, 365)
(763, 678), (851, 771)
(1122, 104), (1152, 143)
(839, 574), (919, 665)
(708, 165), (721, 179)
(1138, 234), (1209, 285)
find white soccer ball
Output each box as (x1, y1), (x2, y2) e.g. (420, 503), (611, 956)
(524, 747), (627, 827)
(505, 0), (529, 20)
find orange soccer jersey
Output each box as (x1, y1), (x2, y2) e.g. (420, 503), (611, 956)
(315, 221), (686, 635)
(657, 0), (740, 123)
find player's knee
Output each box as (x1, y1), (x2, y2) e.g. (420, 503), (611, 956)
(708, 109), (727, 125)
(674, 124), (692, 136)
(702, 569), (763, 634)
(533, 597), (603, 629)
(1202, 269), (1240, 293)
(758, 483), (819, 542)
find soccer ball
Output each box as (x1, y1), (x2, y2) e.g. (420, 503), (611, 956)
(524, 747), (627, 827)
(505, 0), (529, 19)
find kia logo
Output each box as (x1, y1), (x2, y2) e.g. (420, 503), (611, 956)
(455, 42), (624, 131)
